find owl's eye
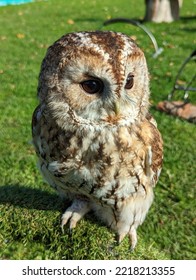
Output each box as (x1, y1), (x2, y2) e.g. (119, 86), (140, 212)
(125, 73), (134, 89)
(80, 79), (103, 94)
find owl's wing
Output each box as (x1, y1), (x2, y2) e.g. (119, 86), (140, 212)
(144, 114), (163, 186)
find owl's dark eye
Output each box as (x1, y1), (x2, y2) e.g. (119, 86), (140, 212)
(125, 73), (134, 89)
(80, 79), (103, 94)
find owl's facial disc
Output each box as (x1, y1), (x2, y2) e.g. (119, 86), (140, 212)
(38, 31), (150, 126)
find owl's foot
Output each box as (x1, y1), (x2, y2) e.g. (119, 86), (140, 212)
(61, 199), (91, 232)
(117, 229), (137, 250)
(129, 226), (137, 251)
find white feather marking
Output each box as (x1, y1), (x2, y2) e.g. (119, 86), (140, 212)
(145, 146), (152, 177)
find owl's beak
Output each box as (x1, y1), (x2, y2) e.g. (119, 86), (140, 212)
(113, 101), (120, 115)
(106, 101), (122, 123)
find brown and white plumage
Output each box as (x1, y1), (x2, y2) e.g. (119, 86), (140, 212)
(32, 31), (163, 249)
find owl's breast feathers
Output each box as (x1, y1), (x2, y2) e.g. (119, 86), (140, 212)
(32, 105), (163, 206)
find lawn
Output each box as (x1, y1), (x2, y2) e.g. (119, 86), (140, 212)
(0, 0), (195, 260)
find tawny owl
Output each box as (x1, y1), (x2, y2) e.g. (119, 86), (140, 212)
(32, 31), (163, 250)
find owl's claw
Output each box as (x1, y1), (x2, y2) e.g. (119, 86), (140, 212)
(61, 199), (91, 233)
(117, 232), (127, 245)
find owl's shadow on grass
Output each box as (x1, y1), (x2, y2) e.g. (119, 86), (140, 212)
(0, 184), (105, 228)
(0, 184), (64, 211)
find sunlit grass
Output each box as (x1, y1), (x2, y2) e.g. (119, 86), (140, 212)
(0, 0), (195, 259)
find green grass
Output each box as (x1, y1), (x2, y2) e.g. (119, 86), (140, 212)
(0, 0), (195, 260)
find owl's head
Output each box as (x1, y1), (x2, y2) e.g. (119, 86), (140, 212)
(38, 31), (150, 126)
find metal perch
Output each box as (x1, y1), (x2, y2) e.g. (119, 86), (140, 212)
(168, 50), (196, 101)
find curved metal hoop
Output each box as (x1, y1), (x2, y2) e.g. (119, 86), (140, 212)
(168, 50), (196, 101)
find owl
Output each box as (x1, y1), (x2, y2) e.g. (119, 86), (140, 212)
(32, 31), (163, 250)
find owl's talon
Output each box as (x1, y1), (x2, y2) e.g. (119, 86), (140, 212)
(117, 232), (127, 244)
(61, 224), (65, 234)
(69, 218), (77, 229)
(61, 223), (73, 235)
